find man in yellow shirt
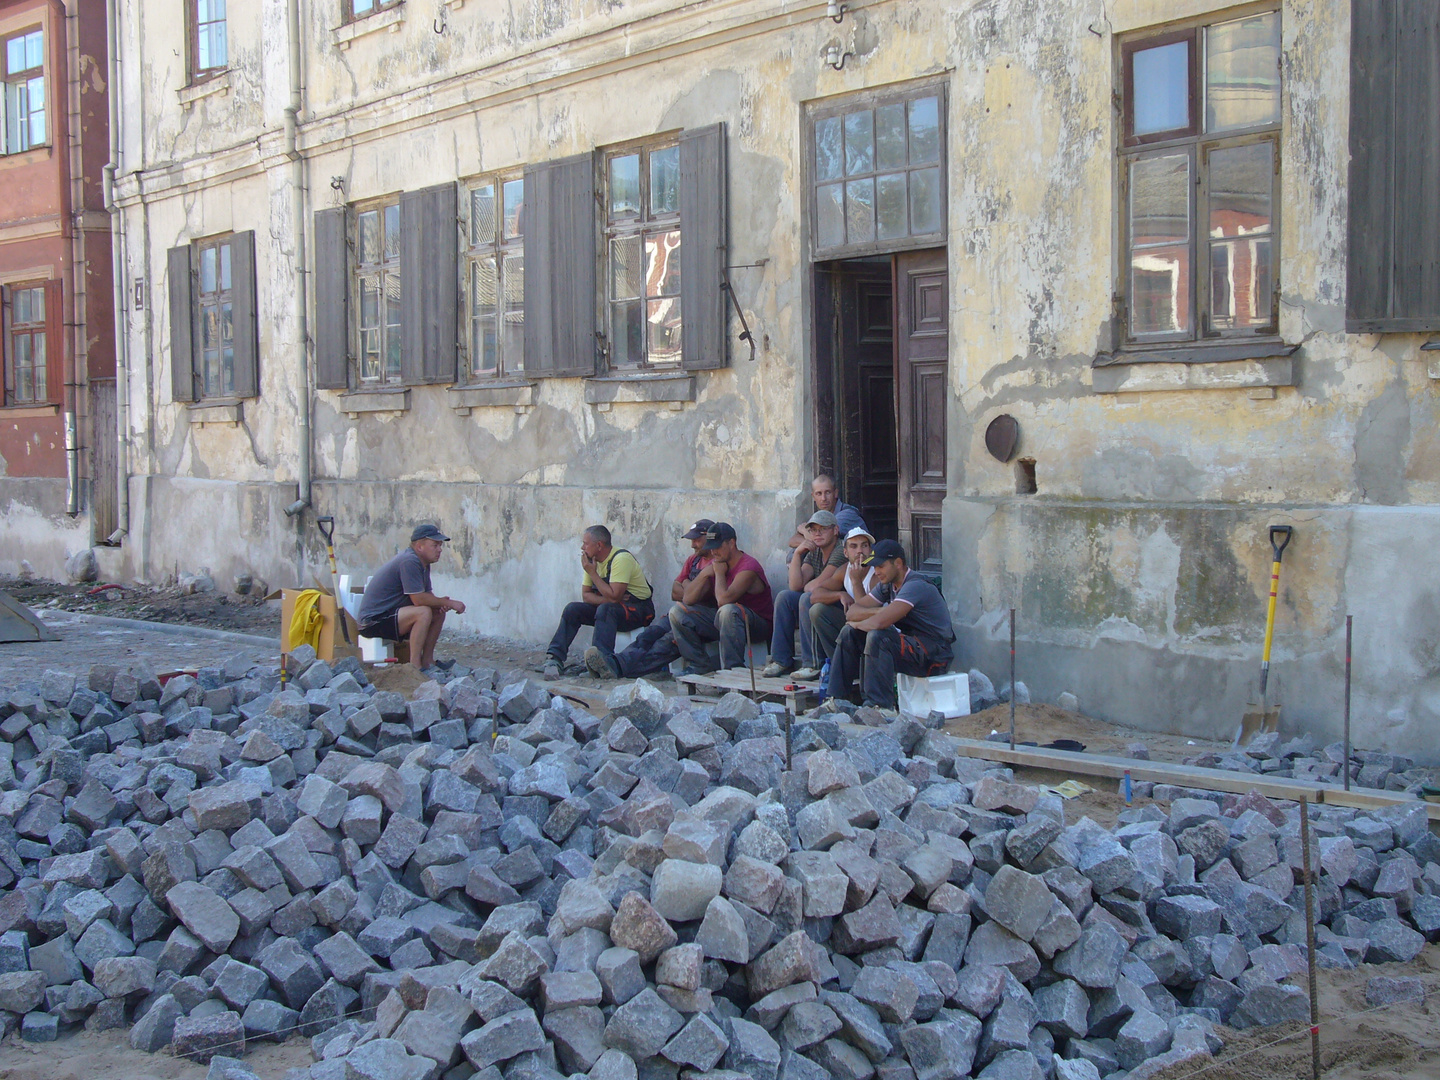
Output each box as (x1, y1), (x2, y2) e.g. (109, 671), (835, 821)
(543, 525), (654, 679)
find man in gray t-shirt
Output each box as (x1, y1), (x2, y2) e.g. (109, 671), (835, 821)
(828, 539), (954, 710)
(357, 523), (466, 670)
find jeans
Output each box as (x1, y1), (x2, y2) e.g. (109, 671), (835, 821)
(768, 589), (817, 668)
(829, 625), (952, 709)
(614, 620), (683, 678)
(669, 603), (772, 672)
(808, 599), (848, 662)
(547, 597), (654, 663)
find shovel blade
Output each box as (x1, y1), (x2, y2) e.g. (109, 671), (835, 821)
(1235, 703), (1280, 747)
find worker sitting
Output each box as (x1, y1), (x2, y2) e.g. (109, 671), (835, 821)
(356, 523), (467, 672)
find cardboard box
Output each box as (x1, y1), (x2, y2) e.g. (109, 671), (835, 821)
(272, 587), (361, 663)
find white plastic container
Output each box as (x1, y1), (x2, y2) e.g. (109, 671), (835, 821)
(897, 671), (970, 719)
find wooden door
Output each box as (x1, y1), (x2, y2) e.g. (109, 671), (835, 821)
(89, 380), (118, 544)
(833, 264), (897, 541)
(895, 249), (948, 573)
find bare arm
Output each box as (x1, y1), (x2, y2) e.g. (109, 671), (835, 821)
(712, 561), (760, 607)
(581, 553), (630, 603)
(787, 544), (817, 592)
(407, 591), (466, 614)
(807, 562), (847, 604)
(846, 590), (883, 622)
(682, 563), (716, 605)
(852, 599), (912, 632)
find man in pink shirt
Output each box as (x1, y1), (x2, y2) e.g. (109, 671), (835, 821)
(668, 522), (774, 674)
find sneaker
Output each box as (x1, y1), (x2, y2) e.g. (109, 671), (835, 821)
(791, 665), (822, 681)
(542, 659), (561, 681)
(678, 665), (717, 678)
(584, 646), (620, 680)
(760, 661), (791, 679)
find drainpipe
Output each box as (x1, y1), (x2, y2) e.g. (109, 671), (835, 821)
(281, 0), (311, 519)
(60, 7), (79, 517)
(104, 0), (129, 542)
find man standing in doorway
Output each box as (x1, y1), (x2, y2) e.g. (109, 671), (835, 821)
(829, 539), (954, 709)
(670, 523), (774, 674)
(543, 525), (654, 680)
(357, 523), (467, 672)
(787, 473), (867, 552)
(763, 510), (845, 679)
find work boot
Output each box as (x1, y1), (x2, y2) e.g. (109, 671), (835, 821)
(760, 661), (792, 679)
(791, 665), (822, 681)
(584, 646), (620, 680)
(542, 659), (561, 680)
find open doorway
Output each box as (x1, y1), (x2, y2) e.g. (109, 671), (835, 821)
(813, 249), (947, 572)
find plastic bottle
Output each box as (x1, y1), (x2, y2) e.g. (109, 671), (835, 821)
(818, 659), (830, 701)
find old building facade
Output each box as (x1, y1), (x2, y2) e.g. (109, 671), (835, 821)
(7, 0), (1438, 755)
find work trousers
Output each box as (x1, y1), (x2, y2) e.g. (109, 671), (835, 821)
(829, 625), (952, 709)
(614, 620), (684, 679)
(670, 603), (772, 672)
(547, 597), (654, 663)
(808, 599), (849, 663)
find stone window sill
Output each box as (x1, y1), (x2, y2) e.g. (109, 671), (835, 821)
(584, 373), (695, 411)
(338, 387), (410, 417)
(1092, 352), (1297, 396)
(448, 380), (535, 414)
(188, 400), (242, 425)
(179, 72), (231, 110)
(335, 5), (406, 49)
(0, 403), (60, 418)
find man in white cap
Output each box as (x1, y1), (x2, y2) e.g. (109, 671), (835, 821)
(357, 523), (466, 671)
(805, 525), (874, 665)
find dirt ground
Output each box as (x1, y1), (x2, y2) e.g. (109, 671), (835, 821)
(0, 1029), (312, 1080)
(1, 577), (273, 635)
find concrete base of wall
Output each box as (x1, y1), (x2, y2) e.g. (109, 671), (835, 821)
(0, 478), (92, 581)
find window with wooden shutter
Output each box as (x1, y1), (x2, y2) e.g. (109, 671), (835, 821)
(313, 207), (350, 390)
(230, 231), (259, 398)
(523, 153), (598, 377)
(2, 280), (59, 405)
(400, 183), (459, 385)
(168, 244), (197, 403)
(1347, 1), (1440, 332)
(679, 123), (728, 371)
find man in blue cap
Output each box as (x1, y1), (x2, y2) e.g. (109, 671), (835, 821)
(828, 539), (954, 709)
(357, 523), (466, 671)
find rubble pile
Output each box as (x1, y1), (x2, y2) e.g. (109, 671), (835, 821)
(0, 654), (1435, 1080)
(1176, 732), (1436, 796)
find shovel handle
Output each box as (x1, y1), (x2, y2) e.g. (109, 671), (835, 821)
(317, 516), (336, 546)
(1269, 525), (1293, 563)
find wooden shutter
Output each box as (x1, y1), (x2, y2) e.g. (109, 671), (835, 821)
(230, 231), (259, 399)
(43, 280), (63, 405)
(1347, 1), (1440, 331)
(400, 183), (459, 385)
(0, 287), (9, 404)
(524, 153), (597, 377)
(167, 245), (196, 403)
(313, 207), (350, 390)
(679, 123), (728, 371)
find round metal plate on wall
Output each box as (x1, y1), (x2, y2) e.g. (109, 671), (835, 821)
(986, 414), (1019, 463)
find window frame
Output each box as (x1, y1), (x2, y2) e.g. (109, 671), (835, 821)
(602, 137), (684, 373)
(462, 173), (526, 382)
(3, 280), (48, 406)
(344, 0), (403, 24)
(1117, 8), (1282, 349)
(188, 0), (228, 84)
(353, 196), (403, 386)
(2, 26), (47, 156)
(805, 80), (949, 262)
(192, 236), (235, 399)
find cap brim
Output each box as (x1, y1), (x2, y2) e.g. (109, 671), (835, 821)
(682, 529), (705, 539)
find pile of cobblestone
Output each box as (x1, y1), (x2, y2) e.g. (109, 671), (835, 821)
(1173, 731), (1437, 796)
(0, 654), (1435, 1080)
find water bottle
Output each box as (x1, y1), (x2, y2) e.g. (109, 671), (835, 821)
(817, 659), (830, 701)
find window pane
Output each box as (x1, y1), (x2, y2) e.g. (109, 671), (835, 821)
(6, 37), (22, 74)
(32, 335), (45, 400)
(650, 145), (679, 215)
(610, 154), (640, 217)
(198, 26), (212, 71)
(1208, 142), (1272, 238)
(503, 253), (524, 372)
(503, 179), (524, 238)
(219, 242), (231, 291)
(473, 314), (497, 374)
(14, 286), (30, 323)
(816, 183), (844, 250)
(844, 111), (874, 176)
(1132, 40), (1190, 136)
(908, 97), (940, 165)
(360, 278), (380, 328)
(610, 235), (641, 300)
(385, 274), (402, 378)
(645, 229), (681, 297)
(359, 210), (379, 265)
(472, 257), (497, 313)
(845, 178), (875, 244)
(876, 173), (907, 240)
(383, 204), (400, 261)
(221, 299), (233, 346)
(200, 247), (215, 295)
(1206, 12), (1280, 132)
(909, 166), (942, 234)
(611, 300), (642, 366)
(471, 184), (495, 246)
(1129, 153), (1192, 336)
(876, 104), (907, 170)
(211, 24), (228, 69)
(1210, 236), (1271, 331)
(646, 297), (682, 365)
(202, 305), (218, 350)
(353, 0), (375, 16)
(27, 77), (43, 146)
(6, 84), (23, 154)
(198, 0), (215, 20)
(815, 116), (842, 182)
(1130, 153), (1190, 247)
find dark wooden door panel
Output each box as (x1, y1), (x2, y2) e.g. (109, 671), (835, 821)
(895, 248), (948, 567)
(837, 266), (898, 541)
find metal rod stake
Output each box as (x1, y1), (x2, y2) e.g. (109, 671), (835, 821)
(1343, 614), (1352, 792)
(1009, 607), (1017, 751)
(1300, 796), (1320, 1080)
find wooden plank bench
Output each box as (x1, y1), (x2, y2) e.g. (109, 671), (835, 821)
(676, 667), (821, 714)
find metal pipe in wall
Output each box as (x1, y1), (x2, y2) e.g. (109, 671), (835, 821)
(105, 0), (130, 542)
(282, 0), (311, 520)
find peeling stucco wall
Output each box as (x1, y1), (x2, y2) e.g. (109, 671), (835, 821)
(4, 0), (1428, 757)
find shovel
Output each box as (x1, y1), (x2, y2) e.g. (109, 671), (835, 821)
(1236, 525), (1293, 746)
(317, 516), (352, 646)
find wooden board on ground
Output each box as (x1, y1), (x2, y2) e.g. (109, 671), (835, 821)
(945, 735), (1440, 823)
(677, 667), (820, 714)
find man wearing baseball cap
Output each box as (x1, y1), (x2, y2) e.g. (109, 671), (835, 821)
(357, 523), (467, 671)
(762, 509), (845, 679)
(828, 538), (954, 709)
(669, 522), (774, 673)
(586, 518), (716, 679)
